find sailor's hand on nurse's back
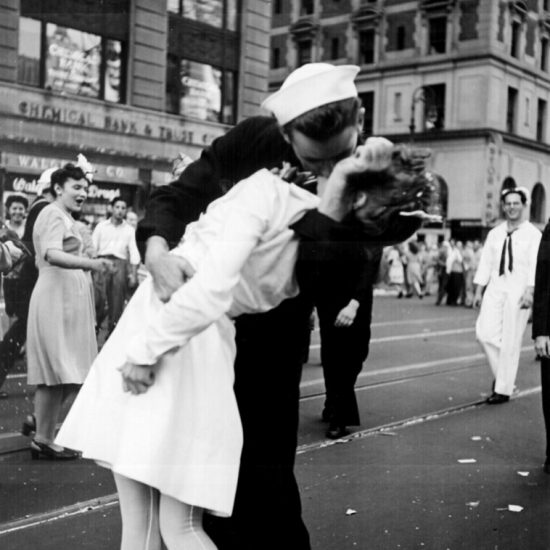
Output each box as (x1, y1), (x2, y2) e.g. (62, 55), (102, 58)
(145, 239), (196, 302)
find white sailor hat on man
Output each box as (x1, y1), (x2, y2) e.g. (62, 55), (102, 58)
(261, 63), (360, 127)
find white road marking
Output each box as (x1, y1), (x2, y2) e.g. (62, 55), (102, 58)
(300, 345), (533, 389)
(308, 327), (475, 349)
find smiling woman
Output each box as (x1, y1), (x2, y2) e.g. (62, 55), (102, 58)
(23, 163), (114, 461)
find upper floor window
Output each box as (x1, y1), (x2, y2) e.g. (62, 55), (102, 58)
(396, 26), (406, 50)
(358, 28), (375, 64)
(301, 0), (314, 15)
(541, 37), (548, 71)
(272, 47), (282, 69)
(359, 91), (374, 136)
(511, 20), (521, 58)
(537, 98), (547, 141)
(425, 84), (445, 130)
(166, 56), (236, 124)
(330, 37), (340, 59)
(273, 0), (283, 14)
(393, 92), (402, 121)
(169, 0), (239, 31)
(428, 16), (447, 54)
(297, 40), (312, 66)
(507, 87), (518, 133)
(531, 183), (546, 224)
(17, 17), (125, 103)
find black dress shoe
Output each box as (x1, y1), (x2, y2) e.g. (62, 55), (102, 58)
(326, 424), (350, 439)
(486, 393), (510, 405)
(30, 440), (80, 460)
(544, 460), (550, 474)
(21, 414), (36, 436)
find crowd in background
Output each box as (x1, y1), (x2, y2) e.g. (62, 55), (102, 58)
(380, 238), (484, 306)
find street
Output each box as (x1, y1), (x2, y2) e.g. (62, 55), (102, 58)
(0, 294), (548, 549)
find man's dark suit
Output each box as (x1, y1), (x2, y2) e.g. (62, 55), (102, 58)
(532, 220), (550, 462)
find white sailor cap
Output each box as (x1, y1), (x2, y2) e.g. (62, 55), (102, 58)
(261, 63), (360, 126)
(37, 167), (59, 185)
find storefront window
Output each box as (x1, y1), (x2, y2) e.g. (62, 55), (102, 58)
(17, 17), (41, 87)
(17, 19), (125, 104)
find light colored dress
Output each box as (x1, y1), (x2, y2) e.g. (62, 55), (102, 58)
(56, 169), (320, 518)
(27, 203), (97, 385)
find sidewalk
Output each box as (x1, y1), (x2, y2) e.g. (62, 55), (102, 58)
(1, 388), (549, 549)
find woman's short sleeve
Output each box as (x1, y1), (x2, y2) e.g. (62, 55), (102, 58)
(34, 207), (66, 259)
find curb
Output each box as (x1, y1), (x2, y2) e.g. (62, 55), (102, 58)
(0, 432), (28, 455)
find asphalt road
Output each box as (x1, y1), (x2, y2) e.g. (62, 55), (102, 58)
(1, 294), (548, 549)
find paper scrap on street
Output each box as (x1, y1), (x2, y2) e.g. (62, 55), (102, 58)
(346, 508), (357, 516)
(466, 501), (480, 507)
(496, 505), (524, 512)
(517, 471), (530, 477)
(508, 505), (523, 512)
(458, 458), (477, 463)
(471, 436), (482, 441)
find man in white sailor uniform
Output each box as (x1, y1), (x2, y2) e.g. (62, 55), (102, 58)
(473, 187), (541, 404)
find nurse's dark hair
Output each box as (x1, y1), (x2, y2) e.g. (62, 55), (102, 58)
(345, 146), (436, 216)
(49, 164), (86, 196)
(282, 97), (362, 141)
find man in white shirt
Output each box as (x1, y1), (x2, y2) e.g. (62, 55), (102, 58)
(473, 187), (541, 404)
(92, 197), (141, 334)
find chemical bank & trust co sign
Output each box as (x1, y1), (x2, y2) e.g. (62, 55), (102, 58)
(0, 85), (225, 146)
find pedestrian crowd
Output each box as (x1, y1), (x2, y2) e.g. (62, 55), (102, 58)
(1, 61), (549, 550)
(380, 237), (484, 305)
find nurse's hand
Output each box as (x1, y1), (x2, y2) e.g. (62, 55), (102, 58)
(119, 362), (156, 395)
(535, 336), (550, 359)
(145, 236), (195, 302)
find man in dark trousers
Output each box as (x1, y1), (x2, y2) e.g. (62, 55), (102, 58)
(533, 220), (550, 473)
(315, 246), (382, 438)
(137, 63), (420, 549)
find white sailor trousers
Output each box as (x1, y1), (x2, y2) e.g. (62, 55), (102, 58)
(475, 278), (530, 396)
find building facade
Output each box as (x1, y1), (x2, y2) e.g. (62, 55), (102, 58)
(269, 0), (550, 240)
(0, 0), (271, 223)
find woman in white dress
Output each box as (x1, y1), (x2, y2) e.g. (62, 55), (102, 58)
(56, 143), (437, 550)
